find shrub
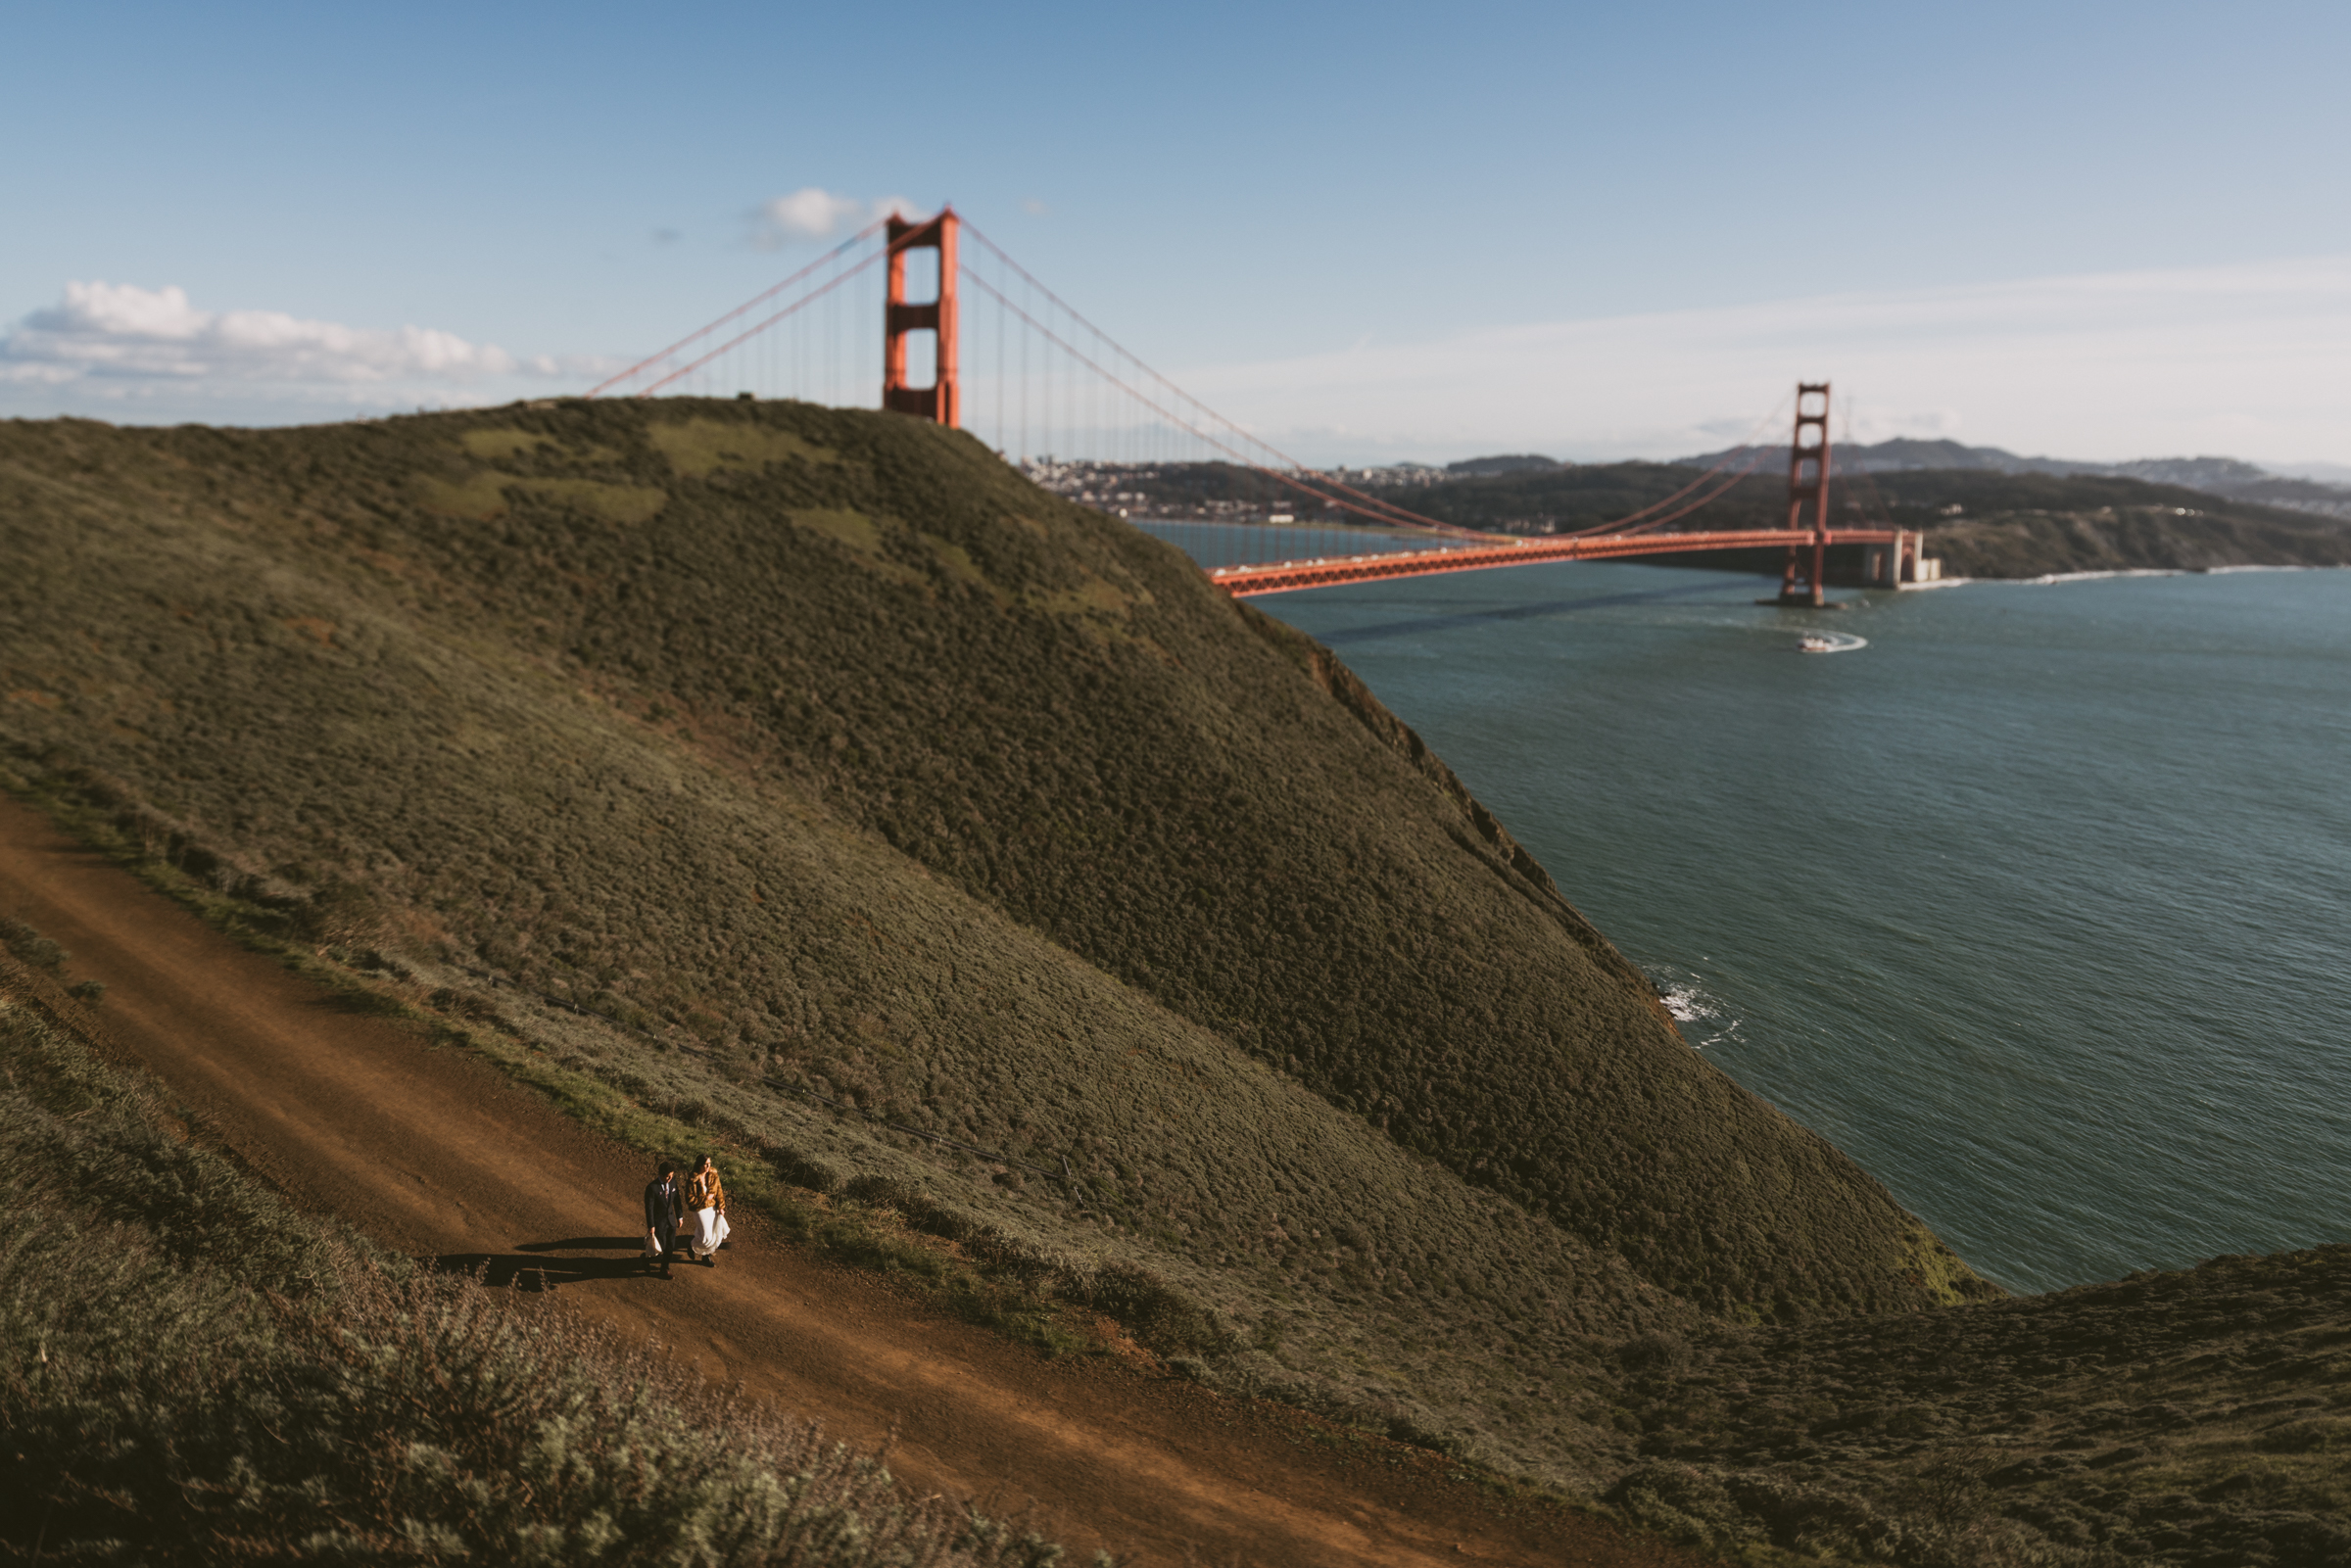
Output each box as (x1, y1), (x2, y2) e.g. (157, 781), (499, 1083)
(0, 995), (1091, 1566)
(0, 915), (64, 972)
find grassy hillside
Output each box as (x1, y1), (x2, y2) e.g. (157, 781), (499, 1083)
(1603, 1247), (2351, 1564)
(0, 400), (1979, 1323)
(15, 939), (2346, 1568)
(4, 403), (2346, 1563)
(0, 950), (1084, 1566)
(0, 399), (1994, 1497)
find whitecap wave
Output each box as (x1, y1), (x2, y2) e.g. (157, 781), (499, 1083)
(2020, 568), (2186, 585)
(1659, 984), (1713, 1023)
(1648, 970), (1742, 1049)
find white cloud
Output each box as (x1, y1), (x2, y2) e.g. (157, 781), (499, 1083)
(1177, 255), (2351, 466)
(0, 281), (594, 391)
(747, 187), (918, 249)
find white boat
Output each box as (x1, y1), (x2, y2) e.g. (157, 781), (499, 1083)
(1798, 634), (1837, 653)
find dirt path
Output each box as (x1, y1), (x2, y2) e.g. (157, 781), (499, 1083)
(0, 795), (1705, 1567)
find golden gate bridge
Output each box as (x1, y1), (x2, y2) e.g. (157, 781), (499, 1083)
(587, 207), (1936, 606)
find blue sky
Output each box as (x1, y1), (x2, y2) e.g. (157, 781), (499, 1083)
(6, 0), (2349, 464)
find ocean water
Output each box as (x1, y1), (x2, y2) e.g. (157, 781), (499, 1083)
(1153, 529), (2351, 1295)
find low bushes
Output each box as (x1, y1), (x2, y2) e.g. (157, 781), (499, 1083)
(0, 989), (1088, 1566)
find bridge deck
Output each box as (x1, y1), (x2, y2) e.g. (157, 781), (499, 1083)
(1207, 528), (1898, 596)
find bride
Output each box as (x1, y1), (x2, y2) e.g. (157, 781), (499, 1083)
(686, 1152), (731, 1264)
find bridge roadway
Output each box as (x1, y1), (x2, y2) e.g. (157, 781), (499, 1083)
(1208, 527), (1898, 597)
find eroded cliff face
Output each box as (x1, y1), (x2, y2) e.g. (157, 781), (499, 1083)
(0, 400), (1990, 1324)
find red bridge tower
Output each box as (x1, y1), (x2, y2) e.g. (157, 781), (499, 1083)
(1775, 382), (1832, 606)
(883, 208), (959, 426)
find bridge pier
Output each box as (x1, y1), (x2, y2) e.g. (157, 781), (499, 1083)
(1867, 532), (1902, 589)
(1863, 531), (1946, 589)
(1774, 532), (1830, 606)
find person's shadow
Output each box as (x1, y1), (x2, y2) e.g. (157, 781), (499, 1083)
(433, 1236), (661, 1290)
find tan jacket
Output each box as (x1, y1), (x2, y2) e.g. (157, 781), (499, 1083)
(689, 1165), (726, 1214)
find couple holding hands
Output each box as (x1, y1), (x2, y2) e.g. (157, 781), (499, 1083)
(643, 1153), (730, 1276)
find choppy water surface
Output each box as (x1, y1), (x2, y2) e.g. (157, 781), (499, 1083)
(1210, 549), (2351, 1294)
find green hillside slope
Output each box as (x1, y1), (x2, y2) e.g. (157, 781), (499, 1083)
(7, 402), (2342, 1564)
(0, 400), (1977, 1323)
(0, 950), (1080, 1567)
(0, 400), (2007, 1504)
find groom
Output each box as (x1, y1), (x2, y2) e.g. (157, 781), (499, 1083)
(643, 1159), (684, 1278)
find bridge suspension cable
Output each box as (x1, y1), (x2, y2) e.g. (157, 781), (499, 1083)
(578, 207), (1905, 591)
(957, 222), (1492, 538)
(585, 216), (896, 399)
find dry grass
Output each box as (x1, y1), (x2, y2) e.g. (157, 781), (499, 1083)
(10, 404), (2330, 1563)
(1602, 1249), (2351, 1564)
(0, 400), (1975, 1325)
(0, 974), (1089, 1566)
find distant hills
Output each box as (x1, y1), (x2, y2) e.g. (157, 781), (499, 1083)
(1666, 438), (2351, 519)
(2271, 458), (2351, 485)
(1032, 443), (2351, 576)
(1304, 444), (2351, 578)
(1379, 441), (2351, 514)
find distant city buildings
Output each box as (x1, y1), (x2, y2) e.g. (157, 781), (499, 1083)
(1018, 457), (1444, 522)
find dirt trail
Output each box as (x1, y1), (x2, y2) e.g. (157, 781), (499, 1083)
(0, 795), (1703, 1567)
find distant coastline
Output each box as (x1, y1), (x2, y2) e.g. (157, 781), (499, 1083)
(1031, 450), (2351, 582)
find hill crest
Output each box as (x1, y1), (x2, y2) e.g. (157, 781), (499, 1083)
(0, 396), (1991, 1491)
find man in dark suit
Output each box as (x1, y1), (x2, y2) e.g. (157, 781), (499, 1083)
(643, 1159), (685, 1277)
